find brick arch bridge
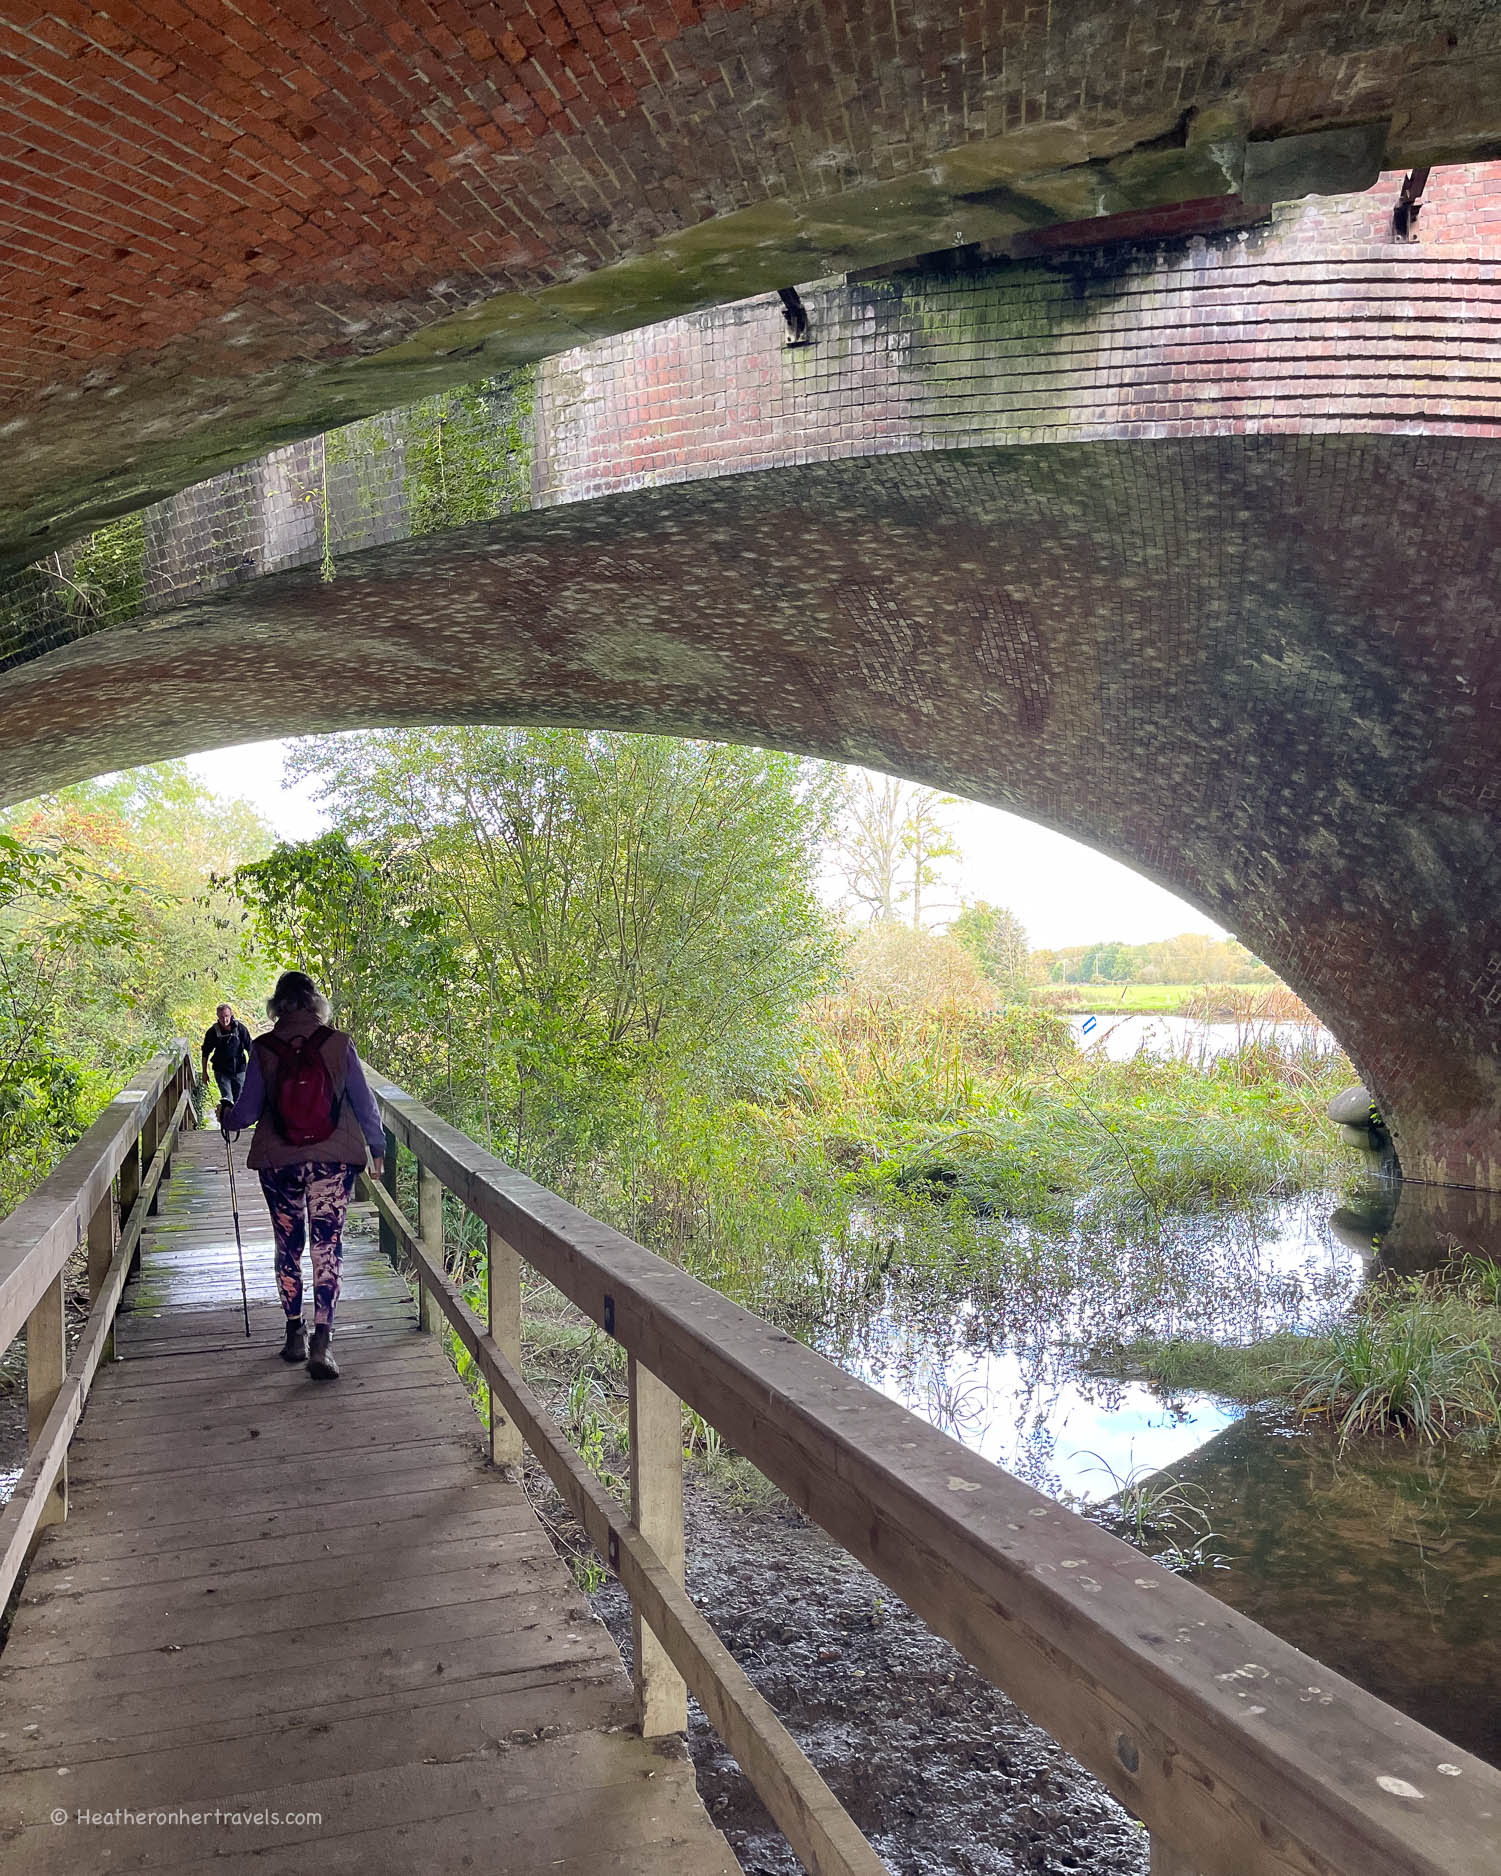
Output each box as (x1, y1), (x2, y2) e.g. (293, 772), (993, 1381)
(7, 0), (1501, 564)
(1, 171), (1499, 1188)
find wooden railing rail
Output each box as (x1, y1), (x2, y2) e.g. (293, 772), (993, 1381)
(365, 1073), (1501, 1876)
(0, 1043), (193, 1600)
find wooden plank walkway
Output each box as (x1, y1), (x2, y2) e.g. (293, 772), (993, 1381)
(0, 1127), (734, 1874)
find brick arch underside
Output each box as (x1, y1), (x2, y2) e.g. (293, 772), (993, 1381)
(3, 437), (1498, 1188)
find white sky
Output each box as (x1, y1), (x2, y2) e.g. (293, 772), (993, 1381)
(185, 738), (1224, 950)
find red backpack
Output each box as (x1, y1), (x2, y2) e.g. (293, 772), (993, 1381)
(261, 1027), (342, 1146)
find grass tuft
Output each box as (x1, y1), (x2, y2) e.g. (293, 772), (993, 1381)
(1101, 1268), (1501, 1448)
(1290, 1285), (1500, 1445)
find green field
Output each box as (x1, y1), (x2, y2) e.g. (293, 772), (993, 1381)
(1033, 983), (1273, 1015)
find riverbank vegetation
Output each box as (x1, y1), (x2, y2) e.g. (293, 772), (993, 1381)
(6, 729), (1491, 1457)
(0, 768), (269, 1212)
(1098, 1262), (1501, 1446)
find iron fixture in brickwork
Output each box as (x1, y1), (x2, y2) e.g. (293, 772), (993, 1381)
(777, 288), (812, 346)
(1393, 168), (1431, 239)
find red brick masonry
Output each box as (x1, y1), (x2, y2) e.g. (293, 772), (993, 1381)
(1, 168), (1499, 1186)
(6, 0), (1501, 557)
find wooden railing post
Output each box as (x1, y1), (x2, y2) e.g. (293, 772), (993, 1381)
(417, 1161), (443, 1335)
(118, 1135), (142, 1278)
(159, 1074), (176, 1186)
(87, 1188), (118, 1365)
(377, 1126), (399, 1266)
(142, 1090), (163, 1216)
(25, 1274), (66, 1528)
(628, 1355), (686, 1737)
(486, 1223), (523, 1469)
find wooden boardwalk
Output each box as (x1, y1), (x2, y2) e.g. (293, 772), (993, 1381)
(0, 1128), (733, 1874)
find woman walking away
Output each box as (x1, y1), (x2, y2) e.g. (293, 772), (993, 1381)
(219, 971), (385, 1380)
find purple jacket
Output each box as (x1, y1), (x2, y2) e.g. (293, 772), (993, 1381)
(222, 1018), (386, 1169)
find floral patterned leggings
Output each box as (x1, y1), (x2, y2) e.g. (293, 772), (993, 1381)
(258, 1161), (358, 1329)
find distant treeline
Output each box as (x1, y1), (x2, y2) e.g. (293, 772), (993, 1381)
(1031, 934), (1274, 986)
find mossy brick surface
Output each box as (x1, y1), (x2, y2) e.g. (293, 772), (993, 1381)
(1, 169), (1499, 1189)
(7, 2), (1501, 563)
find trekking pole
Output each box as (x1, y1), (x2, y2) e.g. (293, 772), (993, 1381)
(223, 1124), (252, 1339)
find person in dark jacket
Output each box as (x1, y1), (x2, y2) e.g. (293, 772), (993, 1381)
(219, 971), (385, 1380)
(201, 1003), (253, 1105)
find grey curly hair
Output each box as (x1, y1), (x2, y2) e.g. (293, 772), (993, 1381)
(266, 970), (332, 1024)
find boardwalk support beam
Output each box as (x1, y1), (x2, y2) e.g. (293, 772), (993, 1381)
(1151, 1836), (1200, 1876)
(487, 1223), (523, 1468)
(629, 1355), (687, 1737)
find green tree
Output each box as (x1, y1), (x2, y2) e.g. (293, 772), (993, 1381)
(246, 729), (838, 1177)
(949, 901), (1031, 1001)
(1075, 941), (1134, 983)
(231, 831), (452, 1045)
(833, 770), (961, 929)
(0, 764), (274, 1212)
(0, 833), (137, 1201)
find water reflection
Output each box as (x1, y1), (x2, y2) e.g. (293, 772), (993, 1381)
(889, 1343), (1236, 1500)
(1333, 1177), (1501, 1278)
(809, 1179), (1501, 1766)
(1177, 1415), (1501, 1766)
(1065, 1012), (1337, 1062)
(820, 1192), (1365, 1497)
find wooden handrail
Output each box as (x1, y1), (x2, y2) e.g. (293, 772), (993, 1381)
(0, 1042), (191, 1350)
(0, 1080), (192, 1606)
(0, 1042), (192, 1603)
(363, 1170), (887, 1876)
(366, 1070), (1501, 1876)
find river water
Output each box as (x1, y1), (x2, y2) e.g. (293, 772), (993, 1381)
(1064, 1010), (1338, 1062)
(815, 1169), (1501, 1768)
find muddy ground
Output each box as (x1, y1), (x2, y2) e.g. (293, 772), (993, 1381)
(533, 1466), (1149, 1876)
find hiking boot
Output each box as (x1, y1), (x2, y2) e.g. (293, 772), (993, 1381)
(307, 1324), (339, 1381)
(280, 1317), (308, 1364)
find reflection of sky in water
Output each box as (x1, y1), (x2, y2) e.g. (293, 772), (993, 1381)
(860, 1343), (1239, 1500)
(0, 1466), (24, 1506)
(824, 1193), (1367, 1501)
(1065, 1013), (1337, 1063)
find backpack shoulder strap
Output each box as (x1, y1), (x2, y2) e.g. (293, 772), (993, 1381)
(315, 1027), (351, 1094)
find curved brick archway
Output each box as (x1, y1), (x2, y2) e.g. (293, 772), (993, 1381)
(6, 0), (1501, 562)
(2, 173), (1499, 1187)
(2, 434), (1499, 1188)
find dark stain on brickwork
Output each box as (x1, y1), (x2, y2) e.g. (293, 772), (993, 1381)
(970, 592), (1053, 735)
